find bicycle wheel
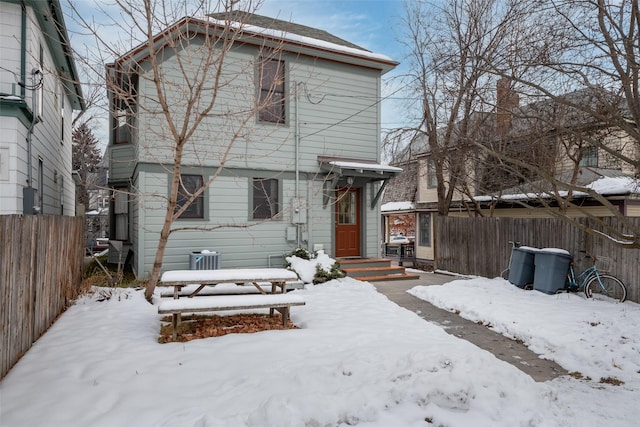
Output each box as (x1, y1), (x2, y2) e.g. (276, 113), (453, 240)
(584, 274), (627, 303)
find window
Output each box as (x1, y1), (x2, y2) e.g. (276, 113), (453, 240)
(112, 69), (138, 144)
(419, 213), (431, 247)
(175, 175), (204, 219)
(37, 158), (44, 213)
(427, 159), (437, 188)
(37, 44), (43, 118)
(60, 81), (65, 144)
(252, 178), (279, 219)
(99, 197), (109, 209)
(579, 146), (598, 167)
(337, 190), (357, 225)
(258, 59), (285, 123)
(114, 189), (129, 240)
(59, 175), (64, 214)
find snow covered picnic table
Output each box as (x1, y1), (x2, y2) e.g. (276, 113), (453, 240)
(158, 268), (304, 339)
(159, 268), (300, 298)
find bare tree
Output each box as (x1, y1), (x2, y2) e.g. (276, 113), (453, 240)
(476, 0), (640, 247)
(67, 0), (300, 299)
(399, 0), (640, 247)
(400, 0), (533, 216)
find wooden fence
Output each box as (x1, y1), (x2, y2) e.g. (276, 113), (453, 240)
(0, 215), (84, 379)
(434, 216), (640, 303)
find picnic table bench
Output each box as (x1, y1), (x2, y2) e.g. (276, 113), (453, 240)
(158, 268), (305, 339)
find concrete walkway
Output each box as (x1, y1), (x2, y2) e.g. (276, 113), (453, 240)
(372, 272), (567, 382)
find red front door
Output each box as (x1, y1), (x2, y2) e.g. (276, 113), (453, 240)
(335, 188), (361, 258)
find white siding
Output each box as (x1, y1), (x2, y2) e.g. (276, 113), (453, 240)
(0, 3), (23, 97)
(0, 3), (76, 215)
(0, 117), (25, 214)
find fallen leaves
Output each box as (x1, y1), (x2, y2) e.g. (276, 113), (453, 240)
(159, 313), (298, 343)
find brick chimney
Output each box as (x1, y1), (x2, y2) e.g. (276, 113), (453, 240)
(496, 78), (519, 137)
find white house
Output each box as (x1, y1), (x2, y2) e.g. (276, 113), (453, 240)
(0, 0), (85, 216)
(106, 12), (399, 278)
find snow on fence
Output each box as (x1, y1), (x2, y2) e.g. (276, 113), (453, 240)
(0, 215), (85, 379)
(435, 216), (640, 303)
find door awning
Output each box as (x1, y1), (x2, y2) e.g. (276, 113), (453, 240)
(318, 156), (403, 208)
(318, 156), (403, 181)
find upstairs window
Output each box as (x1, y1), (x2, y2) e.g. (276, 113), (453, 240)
(426, 158), (438, 188)
(37, 44), (43, 118)
(111, 68), (138, 144)
(59, 81), (65, 144)
(579, 146), (598, 167)
(258, 59), (285, 124)
(252, 178), (280, 219)
(175, 174), (204, 219)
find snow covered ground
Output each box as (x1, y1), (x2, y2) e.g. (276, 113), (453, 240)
(1, 274), (639, 426)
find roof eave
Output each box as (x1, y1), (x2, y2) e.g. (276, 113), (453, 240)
(31, 0), (85, 110)
(112, 16), (398, 75)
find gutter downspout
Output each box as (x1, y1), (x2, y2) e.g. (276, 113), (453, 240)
(20, 2), (26, 98)
(21, 1), (41, 214)
(294, 81), (301, 248)
(24, 69), (41, 215)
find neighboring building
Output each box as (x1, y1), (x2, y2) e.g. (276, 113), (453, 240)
(84, 153), (109, 246)
(0, 0), (85, 215)
(106, 12), (399, 278)
(469, 86), (640, 217)
(384, 82), (640, 265)
(381, 157), (418, 255)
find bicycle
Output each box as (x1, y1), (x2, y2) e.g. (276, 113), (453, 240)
(565, 252), (627, 303)
(500, 240), (521, 280)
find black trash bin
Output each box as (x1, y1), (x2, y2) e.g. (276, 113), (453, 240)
(508, 246), (539, 288)
(533, 248), (573, 294)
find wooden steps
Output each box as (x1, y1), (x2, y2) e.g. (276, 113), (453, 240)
(338, 258), (420, 282)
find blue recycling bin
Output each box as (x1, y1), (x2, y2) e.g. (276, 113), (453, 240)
(508, 246), (539, 288)
(533, 249), (573, 294)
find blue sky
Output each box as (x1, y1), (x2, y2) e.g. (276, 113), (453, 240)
(258, 0), (411, 129)
(259, 0), (406, 63)
(64, 0), (412, 144)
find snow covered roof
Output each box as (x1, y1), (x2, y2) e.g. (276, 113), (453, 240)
(587, 176), (639, 195)
(207, 11), (366, 51)
(205, 12), (396, 67)
(318, 156), (402, 182)
(113, 12), (397, 74)
(328, 160), (402, 173)
(381, 201), (415, 212)
(474, 175), (640, 203)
